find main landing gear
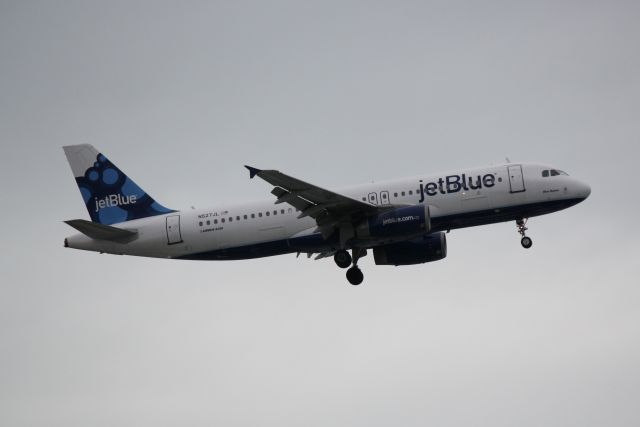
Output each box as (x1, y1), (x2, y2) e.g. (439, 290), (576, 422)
(334, 250), (352, 269)
(334, 248), (365, 285)
(346, 265), (364, 286)
(516, 218), (533, 249)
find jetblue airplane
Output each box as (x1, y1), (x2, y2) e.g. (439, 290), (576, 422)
(62, 144), (591, 285)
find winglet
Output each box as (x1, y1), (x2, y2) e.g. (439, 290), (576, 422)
(244, 165), (262, 179)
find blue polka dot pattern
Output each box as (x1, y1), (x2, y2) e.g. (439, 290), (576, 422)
(79, 186), (92, 204)
(74, 152), (174, 225)
(98, 205), (128, 224)
(121, 178), (145, 198)
(102, 168), (119, 185)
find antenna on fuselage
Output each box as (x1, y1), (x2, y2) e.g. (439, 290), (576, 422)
(505, 157), (511, 163)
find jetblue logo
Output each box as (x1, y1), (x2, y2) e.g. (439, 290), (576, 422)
(94, 194), (137, 212)
(418, 173), (495, 203)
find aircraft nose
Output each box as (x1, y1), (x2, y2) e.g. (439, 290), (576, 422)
(576, 180), (591, 200)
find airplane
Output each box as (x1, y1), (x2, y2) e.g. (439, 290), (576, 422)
(62, 144), (591, 285)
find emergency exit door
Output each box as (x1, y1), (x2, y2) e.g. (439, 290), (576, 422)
(166, 215), (183, 245)
(507, 165), (526, 193)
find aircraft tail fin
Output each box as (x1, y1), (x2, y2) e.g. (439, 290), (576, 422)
(62, 144), (174, 225)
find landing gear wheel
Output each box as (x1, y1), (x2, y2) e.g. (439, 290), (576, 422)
(516, 218), (532, 249)
(521, 236), (533, 249)
(346, 266), (364, 286)
(334, 250), (352, 269)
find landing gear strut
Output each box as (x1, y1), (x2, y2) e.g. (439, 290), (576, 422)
(345, 248), (366, 285)
(517, 218), (533, 249)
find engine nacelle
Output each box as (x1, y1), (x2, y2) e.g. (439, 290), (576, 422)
(373, 232), (447, 266)
(356, 205), (430, 239)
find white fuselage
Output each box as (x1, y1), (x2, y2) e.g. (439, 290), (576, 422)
(65, 163), (591, 260)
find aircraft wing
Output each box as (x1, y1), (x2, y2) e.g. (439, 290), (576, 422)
(245, 166), (387, 238)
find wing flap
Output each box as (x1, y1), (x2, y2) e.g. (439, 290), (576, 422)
(271, 186), (314, 212)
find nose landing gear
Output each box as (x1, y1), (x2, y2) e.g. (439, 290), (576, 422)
(517, 218), (533, 249)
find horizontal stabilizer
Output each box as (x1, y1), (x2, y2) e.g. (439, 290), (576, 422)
(64, 219), (138, 242)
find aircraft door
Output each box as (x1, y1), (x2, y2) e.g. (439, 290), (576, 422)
(380, 191), (390, 205)
(368, 192), (379, 205)
(166, 215), (183, 245)
(507, 165), (526, 193)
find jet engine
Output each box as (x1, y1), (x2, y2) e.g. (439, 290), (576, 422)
(373, 232), (447, 266)
(356, 205), (430, 239)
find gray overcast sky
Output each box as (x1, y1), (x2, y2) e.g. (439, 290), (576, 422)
(1, 1), (639, 426)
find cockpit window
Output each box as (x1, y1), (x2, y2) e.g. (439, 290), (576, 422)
(542, 169), (568, 177)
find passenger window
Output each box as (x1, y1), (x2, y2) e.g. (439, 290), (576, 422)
(266, 211), (270, 216)
(244, 215), (248, 220)
(394, 192), (398, 197)
(273, 210), (277, 215)
(199, 221), (203, 226)
(288, 208), (293, 213)
(281, 209), (285, 214)
(401, 191), (405, 196)
(251, 214), (255, 218)
(409, 190), (413, 195)
(229, 217), (233, 222)
(221, 218), (225, 223)
(258, 213), (262, 217)
(214, 219), (218, 224)
(362, 197), (366, 201)
(542, 170), (549, 177)
(206, 220), (210, 225)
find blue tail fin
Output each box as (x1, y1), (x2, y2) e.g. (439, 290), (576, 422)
(63, 144), (175, 225)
